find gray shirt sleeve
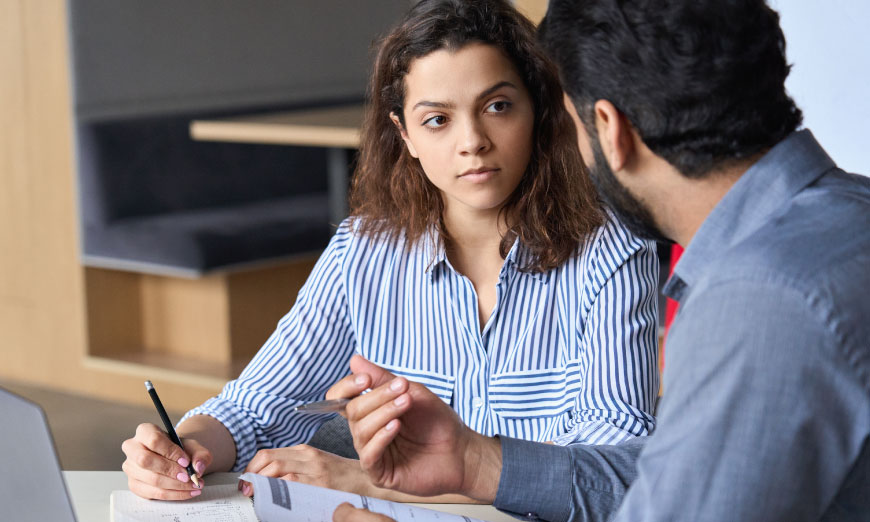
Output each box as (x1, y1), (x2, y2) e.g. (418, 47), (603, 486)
(496, 436), (643, 522)
(495, 280), (869, 521)
(612, 280), (869, 521)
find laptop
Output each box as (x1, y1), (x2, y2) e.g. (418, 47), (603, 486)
(0, 386), (78, 521)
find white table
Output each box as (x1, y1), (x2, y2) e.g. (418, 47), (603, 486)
(63, 471), (516, 522)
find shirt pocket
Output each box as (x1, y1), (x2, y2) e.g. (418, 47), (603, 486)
(489, 360), (583, 420)
(376, 363), (455, 405)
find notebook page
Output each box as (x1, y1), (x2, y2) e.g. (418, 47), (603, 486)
(111, 484), (258, 522)
(240, 472), (488, 522)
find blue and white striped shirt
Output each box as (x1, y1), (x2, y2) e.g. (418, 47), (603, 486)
(183, 217), (659, 471)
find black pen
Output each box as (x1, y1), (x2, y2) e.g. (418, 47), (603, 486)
(144, 380), (201, 488)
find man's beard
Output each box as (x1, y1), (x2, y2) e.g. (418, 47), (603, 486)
(587, 137), (671, 243)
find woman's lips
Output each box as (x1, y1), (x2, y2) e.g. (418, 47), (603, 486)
(459, 167), (499, 183)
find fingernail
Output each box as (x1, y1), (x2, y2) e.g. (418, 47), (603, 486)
(355, 375), (367, 386)
(176, 472), (189, 482)
(385, 419), (398, 432)
(194, 460), (205, 474)
(190, 489), (201, 497)
(243, 484), (252, 496)
(390, 378), (403, 391)
(177, 457), (190, 467)
(394, 395), (408, 407)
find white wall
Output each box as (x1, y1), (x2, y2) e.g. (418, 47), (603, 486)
(773, 0), (870, 176)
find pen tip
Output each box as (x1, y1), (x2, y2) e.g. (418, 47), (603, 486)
(190, 474), (201, 488)
(144, 380), (153, 391)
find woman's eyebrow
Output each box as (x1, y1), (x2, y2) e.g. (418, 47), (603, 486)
(475, 80), (518, 101)
(410, 80), (519, 112)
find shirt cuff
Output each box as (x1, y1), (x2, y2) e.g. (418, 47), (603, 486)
(494, 437), (573, 522)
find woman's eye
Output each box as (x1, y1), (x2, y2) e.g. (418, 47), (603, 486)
(423, 115), (447, 128)
(486, 100), (512, 113)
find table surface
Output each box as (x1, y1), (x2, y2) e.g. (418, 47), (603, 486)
(63, 471), (516, 522)
(189, 104), (365, 148)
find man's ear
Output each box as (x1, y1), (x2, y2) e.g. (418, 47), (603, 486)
(390, 111), (419, 158)
(593, 100), (634, 172)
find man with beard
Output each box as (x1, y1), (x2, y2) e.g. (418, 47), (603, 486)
(330, 0), (870, 520)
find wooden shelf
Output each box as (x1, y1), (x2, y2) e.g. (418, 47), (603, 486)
(82, 259), (317, 406)
(83, 353), (247, 391)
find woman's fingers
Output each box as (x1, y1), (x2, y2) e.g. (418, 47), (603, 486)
(244, 448), (276, 474)
(126, 476), (203, 501)
(135, 423), (191, 465)
(182, 438), (212, 477)
(121, 423), (214, 500)
(121, 437), (197, 489)
(333, 503), (395, 522)
(122, 452), (198, 490)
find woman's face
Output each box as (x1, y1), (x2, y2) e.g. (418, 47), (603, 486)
(393, 43), (535, 218)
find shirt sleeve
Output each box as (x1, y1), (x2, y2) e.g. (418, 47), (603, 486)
(180, 223), (357, 471)
(495, 436), (643, 522)
(611, 280), (870, 521)
(554, 219), (659, 446)
(496, 280), (869, 522)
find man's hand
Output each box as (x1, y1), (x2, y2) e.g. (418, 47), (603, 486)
(326, 355), (502, 501)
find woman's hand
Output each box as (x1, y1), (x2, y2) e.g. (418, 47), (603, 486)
(121, 423), (212, 500)
(333, 503), (395, 522)
(240, 445), (371, 496)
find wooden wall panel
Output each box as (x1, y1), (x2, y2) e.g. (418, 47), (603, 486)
(514, 0), (548, 24)
(0, 0), (222, 412)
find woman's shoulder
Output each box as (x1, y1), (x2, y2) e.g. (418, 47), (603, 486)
(585, 214), (654, 258)
(329, 216), (416, 263)
(558, 214), (655, 278)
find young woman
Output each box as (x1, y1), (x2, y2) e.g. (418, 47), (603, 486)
(121, 0), (659, 502)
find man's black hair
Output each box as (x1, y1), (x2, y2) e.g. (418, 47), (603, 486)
(539, 0), (803, 177)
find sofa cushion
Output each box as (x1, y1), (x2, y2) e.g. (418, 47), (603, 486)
(83, 193), (331, 275)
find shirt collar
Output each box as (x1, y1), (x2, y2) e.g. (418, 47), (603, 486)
(422, 231), (545, 283)
(421, 228), (448, 279)
(664, 129), (835, 301)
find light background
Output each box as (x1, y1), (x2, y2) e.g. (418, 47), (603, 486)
(775, 0), (870, 176)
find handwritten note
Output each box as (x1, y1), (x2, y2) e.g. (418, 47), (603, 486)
(110, 485), (257, 522)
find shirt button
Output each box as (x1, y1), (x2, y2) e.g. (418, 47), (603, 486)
(472, 397), (484, 409)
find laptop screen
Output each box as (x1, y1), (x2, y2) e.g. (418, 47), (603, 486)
(0, 387), (77, 521)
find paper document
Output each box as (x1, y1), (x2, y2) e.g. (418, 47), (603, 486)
(239, 472), (488, 522)
(111, 484), (257, 521)
(111, 475), (490, 522)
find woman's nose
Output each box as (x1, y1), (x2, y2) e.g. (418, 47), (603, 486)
(458, 118), (491, 155)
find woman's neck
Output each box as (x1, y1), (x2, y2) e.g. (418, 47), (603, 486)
(441, 205), (509, 275)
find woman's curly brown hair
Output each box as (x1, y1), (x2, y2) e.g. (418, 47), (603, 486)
(349, 0), (603, 272)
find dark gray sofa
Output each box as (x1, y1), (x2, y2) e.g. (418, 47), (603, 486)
(68, 1), (406, 276)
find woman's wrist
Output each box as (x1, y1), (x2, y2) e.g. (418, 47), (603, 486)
(176, 414), (237, 473)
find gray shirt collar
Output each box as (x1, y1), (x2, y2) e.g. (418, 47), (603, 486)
(663, 129), (836, 301)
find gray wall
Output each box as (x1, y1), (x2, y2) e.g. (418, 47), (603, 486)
(69, 1), (408, 120)
(774, 0), (870, 176)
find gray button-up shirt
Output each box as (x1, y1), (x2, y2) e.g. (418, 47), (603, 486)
(494, 130), (870, 521)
